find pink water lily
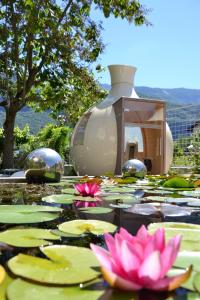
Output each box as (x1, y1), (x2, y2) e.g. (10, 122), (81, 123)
(91, 225), (191, 291)
(74, 182), (101, 197)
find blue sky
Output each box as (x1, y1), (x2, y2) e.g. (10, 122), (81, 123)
(93, 0), (200, 89)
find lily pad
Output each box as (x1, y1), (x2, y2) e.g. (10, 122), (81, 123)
(148, 222), (200, 251)
(125, 204), (191, 217)
(62, 188), (77, 194)
(193, 272), (200, 292)
(143, 190), (173, 195)
(103, 194), (136, 202)
(58, 219), (117, 235)
(8, 245), (100, 285)
(78, 207), (113, 214)
(72, 196), (102, 202)
(174, 251), (200, 272)
(180, 191), (200, 197)
(109, 203), (132, 209)
(0, 205), (62, 224)
(145, 196), (169, 202)
(42, 194), (74, 204)
(7, 279), (104, 300)
(105, 187), (135, 193)
(0, 228), (60, 247)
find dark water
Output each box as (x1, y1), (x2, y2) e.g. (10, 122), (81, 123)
(0, 181), (199, 299)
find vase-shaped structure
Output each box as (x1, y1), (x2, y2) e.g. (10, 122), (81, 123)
(71, 65), (173, 176)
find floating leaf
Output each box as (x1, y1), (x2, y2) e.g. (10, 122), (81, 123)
(42, 194), (74, 204)
(0, 205), (61, 224)
(105, 187), (135, 193)
(72, 196), (102, 202)
(109, 203), (132, 209)
(125, 204), (191, 217)
(193, 272), (200, 293)
(78, 207), (113, 214)
(145, 196), (169, 202)
(114, 177), (137, 184)
(7, 279), (104, 300)
(174, 252), (200, 272)
(180, 191), (200, 197)
(58, 219), (117, 235)
(143, 190), (173, 195)
(8, 245), (100, 285)
(62, 188), (77, 194)
(165, 197), (190, 204)
(103, 194), (136, 202)
(148, 222), (200, 251)
(0, 228), (60, 247)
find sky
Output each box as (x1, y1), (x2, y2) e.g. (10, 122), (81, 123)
(93, 0), (200, 89)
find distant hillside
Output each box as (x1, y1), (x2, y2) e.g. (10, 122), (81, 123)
(101, 84), (200, 107)
(0, 110), (54, 134)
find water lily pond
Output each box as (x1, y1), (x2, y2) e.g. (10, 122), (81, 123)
(1, 175), (200, 299)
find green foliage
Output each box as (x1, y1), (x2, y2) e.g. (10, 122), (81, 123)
(163, 177), (194, 188)
(32, 124), (72, 160)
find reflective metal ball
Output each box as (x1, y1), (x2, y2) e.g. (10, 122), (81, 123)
(122, 159), (147, 178)
(24, 148), (64, 183)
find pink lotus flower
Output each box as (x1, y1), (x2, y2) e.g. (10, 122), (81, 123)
(91, 226), (191, 291)
(74, 182), (101, 197)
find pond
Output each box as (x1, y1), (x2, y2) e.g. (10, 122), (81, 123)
(0, 176), (200, 299)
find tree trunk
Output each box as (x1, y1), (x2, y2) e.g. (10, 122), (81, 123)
(2, 109), (17, 169)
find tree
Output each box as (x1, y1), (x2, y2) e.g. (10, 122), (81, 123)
(0, 0), (149, 168)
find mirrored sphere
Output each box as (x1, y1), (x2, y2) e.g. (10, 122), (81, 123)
(24, 148), (64, 183)
(122, 159), (147, 179)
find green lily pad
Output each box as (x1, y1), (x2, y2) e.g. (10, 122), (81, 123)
(0, 205), (61, 224)
(42, 194), (74, 204)
(193, 272), (200, 292)
(0, 228), (60, 247)
(145, 196), (168, 202)
(8, 245), (100, 285)
(78, 207), (113, 214)
(148, 222), (200, 251)
(51, 229), (81, 238)
(105, 187), (135, 193)
(103, 194), (136, 202)
(58, 219), (117, 235)
(109, 203), (132, 209)
(62, 188), (77, 194)
(180, 191), (200, 197)
(7, 279), (104, 300)
(0, 272), (13, 300)
(174, 251), (200, 272)
(143, 190), (173, 195)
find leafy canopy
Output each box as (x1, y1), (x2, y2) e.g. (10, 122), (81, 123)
(0, 0), (149, 123)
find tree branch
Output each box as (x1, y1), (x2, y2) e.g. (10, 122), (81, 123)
(58, 0), (73, 25)
(10, 0), (20, 92)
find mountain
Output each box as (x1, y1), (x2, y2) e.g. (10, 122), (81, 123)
(101, 84), (200, 106)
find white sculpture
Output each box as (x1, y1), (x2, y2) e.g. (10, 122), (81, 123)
(71, 65), (173, 176)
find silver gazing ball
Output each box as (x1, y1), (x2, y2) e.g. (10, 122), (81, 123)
(24, 148), (64, 183)
(122, 159), (147, 179)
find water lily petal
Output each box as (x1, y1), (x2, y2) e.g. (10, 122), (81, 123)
(118, 228), (134, 243)
(101, 267), (142, 291)
(120, 240), (140, 275)
(153, 228), (165, 252)
(90, 244), (112, 271)
(139, 251), (161, 281)
(160, 235), (181, 276)
(148, 266), (192, 291)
